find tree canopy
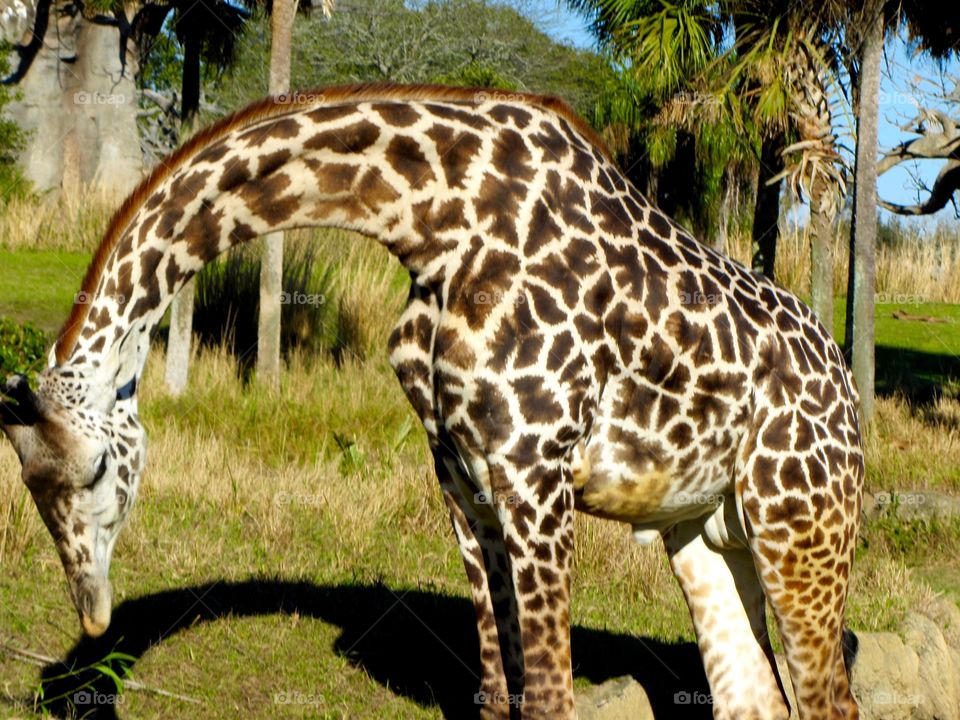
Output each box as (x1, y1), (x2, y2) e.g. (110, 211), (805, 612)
(202, 0), (614, 124)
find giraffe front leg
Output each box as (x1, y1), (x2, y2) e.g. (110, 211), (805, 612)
(434, 451), (514, 719)
(491, 461), (576, 719)
(664, 517), (789, 720)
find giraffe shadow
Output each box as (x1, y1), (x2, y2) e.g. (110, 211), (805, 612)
(31, 579), (710, 719)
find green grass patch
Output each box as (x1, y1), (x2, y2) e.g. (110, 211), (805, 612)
(0, 249), (90, 333)
(1, 250), (958, 717)
(832, 299), (960, 397)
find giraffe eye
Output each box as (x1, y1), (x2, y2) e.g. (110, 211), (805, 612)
(90, 453), (108, 485)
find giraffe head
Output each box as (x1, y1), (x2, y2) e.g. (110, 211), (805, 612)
(1, 366), (144, 637)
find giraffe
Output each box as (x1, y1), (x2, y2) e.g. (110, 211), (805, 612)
(0, 83), (863, 719)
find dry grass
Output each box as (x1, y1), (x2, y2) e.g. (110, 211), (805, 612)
(846, 553), (941, 632)
(725, 221), (960, 303)
(0, 189), (118, 253)
(865, 395), (960, 490)
(0, 458), (42, 566)
(293, 228), (408, 360)
(0, 189), (957, 304)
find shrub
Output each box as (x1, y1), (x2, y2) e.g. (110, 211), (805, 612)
(0, 318), (47, 377)
(192, 240), (336, 377)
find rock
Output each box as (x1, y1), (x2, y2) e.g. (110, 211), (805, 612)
(870, 489), (960, 522)
(919, 597), (960, 651)
(850, 631), (921, 720)
(902, 612), (959, 720)
(575, 676), (655, 720)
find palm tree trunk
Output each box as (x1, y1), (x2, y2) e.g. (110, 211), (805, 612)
(710, 165), (736, 254)
(809, 189), (835, 334)
(751, 134), (784, 278)
(845, 2), (883, 423)
(784, 38), (843, 335)
(257, 0), (298, 388)
(164, 17), (203, 395)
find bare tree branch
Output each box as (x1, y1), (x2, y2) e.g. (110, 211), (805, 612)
(878, 159), (960, 215)
(878, 107), (960, 175)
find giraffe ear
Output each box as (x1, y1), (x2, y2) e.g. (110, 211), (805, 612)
(1, 375), (43, 466)
(0, 375), (41, 427)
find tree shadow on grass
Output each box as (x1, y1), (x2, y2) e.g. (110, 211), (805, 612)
(33, 579), (709, 719)
(875, 345), (960, 406)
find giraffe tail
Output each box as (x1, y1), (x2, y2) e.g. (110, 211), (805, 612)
(842, 626), (859, 672)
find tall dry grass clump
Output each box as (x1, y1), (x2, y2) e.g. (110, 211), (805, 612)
(725, 220), (960, 303)
(0, 187), (118, 252)
(303, 228), (408, 361)
(875, 230), (960, 304)
(0, 447), (42, 567)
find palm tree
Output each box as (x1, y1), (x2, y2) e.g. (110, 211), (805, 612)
(568, 1), (849, 333)
(753, 23), (846, 334)
(256, 0), (334, 387)
(576, 2), (757, 253)
(843, 0), (960, 423)
(256, 0), (299, 389)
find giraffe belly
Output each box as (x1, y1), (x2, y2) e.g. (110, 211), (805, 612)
(572, 441), (673, 521)
(571, 434), (734, 529)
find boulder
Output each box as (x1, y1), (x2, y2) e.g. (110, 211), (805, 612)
(575, 676), (655, 720)
(902, 612), (959, 720)
(919, 597), (960, 651)
(850, 631), (921, 720)
(867, 489), (960, 522)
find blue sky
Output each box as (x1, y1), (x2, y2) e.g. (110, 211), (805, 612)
(523, 1), (959, 226)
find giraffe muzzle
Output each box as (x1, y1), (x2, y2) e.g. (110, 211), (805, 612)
(73, 576), (112, 638)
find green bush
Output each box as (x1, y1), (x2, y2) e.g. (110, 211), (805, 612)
(192, 241), (336, 377)
(0, 318), (47, 377)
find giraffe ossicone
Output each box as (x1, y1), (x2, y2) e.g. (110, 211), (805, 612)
(0, 83), (862, 719)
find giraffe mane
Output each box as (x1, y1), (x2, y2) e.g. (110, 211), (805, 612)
(54, 82), (610, 365)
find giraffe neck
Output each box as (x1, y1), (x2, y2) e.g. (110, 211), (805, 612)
(53, 86), (594, 396)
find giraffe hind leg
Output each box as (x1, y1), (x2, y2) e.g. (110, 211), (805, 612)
(743, 451), (861, 720)
(664, 516), (789, 720)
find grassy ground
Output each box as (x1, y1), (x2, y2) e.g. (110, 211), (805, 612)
(0, 203), (957, 718)
(1, 343), (950, 720)
(0, 250), (89, 333)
